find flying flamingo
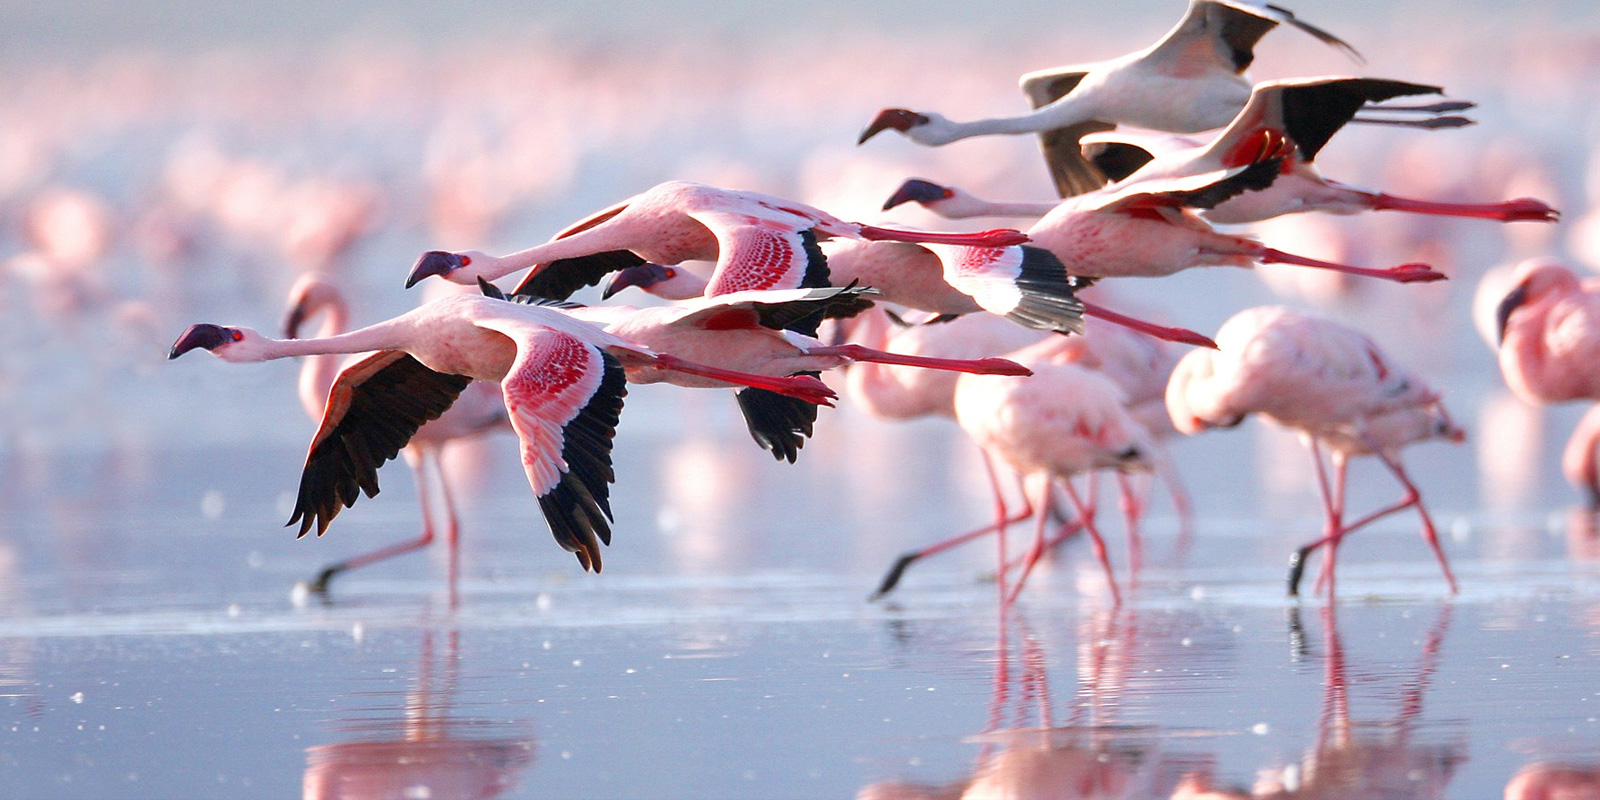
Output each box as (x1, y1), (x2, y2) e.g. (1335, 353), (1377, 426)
(492, 283), (1035, 463)
(282, 275), (509, 595)
(857, 0), (1361, 196)
(1074, 78), (1553, 225)
(402, 180), (1029, 300)
(954, 355), (1155, 606)
(168, 292), (835, 573)
(1494, 260), (1600, 507)
(1166, 306), (1463, 596)
(882, 160), (1449, 286)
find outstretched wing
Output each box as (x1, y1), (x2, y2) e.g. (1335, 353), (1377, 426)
(288, 351), (472, 537)
(1146, 0), (1360, 74)
(1091, 159), (1282, 213)
(688, 209), (832, 297)
(1019, 68), (1115, 198)
(477, 319), (627, 572)
(672, 285), (879, 332)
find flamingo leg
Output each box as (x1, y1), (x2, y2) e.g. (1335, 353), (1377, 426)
(1156, 455), (1196, 562)
(1062, 480), (1121, 606)
(1004, 475), (1054, 606)
(1000, 516), (1084, 575)
(309, 451), (437, 595)
(1289, 439), (1341, 597)
(647, 353), (837, 405)
(804, 343), (1029, 375)
(1255, 246), (1446, 284)
(1079, 300), (1217, 349)
(856, 224), (1029, 248)
(1368, 192), (1558, 223)
(1378, 450), (1459, 594)
(437, 451), (462, 610)
(1116, 472), (1146, 579)
(1315, 452), (1350, 596)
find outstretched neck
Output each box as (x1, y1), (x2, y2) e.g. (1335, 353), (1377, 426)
(480, 226), (629, 281)
(255, 321), (408, 362)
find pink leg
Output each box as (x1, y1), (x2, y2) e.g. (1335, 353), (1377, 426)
(1062, 480), (1121, 606)
(1379, 451), (1458, 594)
(1116, 473), (1145, 578)
(806, 343), (1030, 376)
(870, 465), (1035, 602)
(437, 452), (462, 610)
(1255, 246), (1447, 284)
(1080, 301), (1217, 349)
(856, 224), (1029, 248)
(1289, 439), (1342, 596)
(649, 353), (837, 405)
(309, 452), (437, 594)
(1368, 192), (1558, 222)
(1314, 452), (1350, 596)
(1005, 475), (1055, 605)
(1157, 457), (1196, 562)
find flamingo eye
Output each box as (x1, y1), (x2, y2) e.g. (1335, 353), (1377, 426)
(230, 330), (244, 342)
(941, 188), (954, 199)
(459, 255), (472, 266)
(664, 268), (677, 278)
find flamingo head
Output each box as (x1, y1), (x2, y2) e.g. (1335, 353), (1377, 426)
(1496, 260), (1581, 344)
(858, 108), (932, 144)
(281, 274), (343, 338)
(881, 178), (955, 212)
(169, 323), (269, 362)
(601, 263), (707, 301)
(406, 250), (488, 288)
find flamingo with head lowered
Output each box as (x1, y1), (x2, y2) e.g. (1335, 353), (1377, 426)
(169, 292), (835, 573)
(1166, 305), (1463, 596)
(858, 0), (1363, 196)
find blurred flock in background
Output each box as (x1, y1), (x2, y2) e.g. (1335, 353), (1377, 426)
(5, 1), (1600, 797)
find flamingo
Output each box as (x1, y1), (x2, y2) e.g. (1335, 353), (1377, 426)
(601, 240), (1217, 349)
(1074, 77), (1553, 226)
(882, 160), (1449, 286)
(863, 314), (1194, 599)
(857, 0), (1361, 196)
(167, 292), (835, 573)
(1494, 260), (1600, 507)
(282, 276), (509, 594)
(402, 180), (1029, 300)
(1166, 306), (1463, 596)
(954, 355), (1155, 606)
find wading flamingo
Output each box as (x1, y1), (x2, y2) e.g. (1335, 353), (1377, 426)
(1166, 306), (1463, 596)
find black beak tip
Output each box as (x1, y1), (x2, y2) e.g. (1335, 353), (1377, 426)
(882, 178), (947, 211)
(406, 251), (461, 289)
(169, 323), (230, 360)
(1495, 281), (1530, 346)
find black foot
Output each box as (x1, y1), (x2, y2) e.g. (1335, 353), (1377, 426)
(309, 564), (346, 595)
(1286, 546), (1313, 597)
(870, 552), (920, 601)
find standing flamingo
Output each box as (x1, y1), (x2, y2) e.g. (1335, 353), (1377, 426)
(858, 0), (1360, 196)
(1166, 306), (1463, 596)
(1494, 260), (1600, 507)
(402, 180), (1028, 299)
(955, 356), (1154, 606)
(282, 276), (508, 594)
(168, 293), (835, 573)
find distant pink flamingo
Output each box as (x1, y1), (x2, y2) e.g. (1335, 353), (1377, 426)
(168, 292), (835, 572)
(955, 355), (1155, 605)
(1166, 306), (1463, 596)
(283, 276), (508, 594)
(402, 180), (1028, 297)
(857, 0), (1360, 196)
(1494, 260), (1600, 507)
(882, 165), (1449, 286)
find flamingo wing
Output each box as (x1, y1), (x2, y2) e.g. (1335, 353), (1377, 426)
(674, 285), (878, 332)
(288, 351), (472, 537)
(506, 197), (643, 299)
(688, 209), (832, 297)
(1273, 78), (1444, 163)
(1092, 159), (1281, 213)
(478, 320), (628, 572)
(1018, 68), (1115, 198)
(1147, 1), (1360, 74)
(931, 244), (1085, 335)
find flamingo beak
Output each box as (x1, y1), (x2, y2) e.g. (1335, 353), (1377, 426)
(601, 264), (673, 300)
(405, 250), (464, 289)
(1494, 280), (1530, 345)
(281, 298), (310, 339)
(882, 179), (952, 211)
(169, 324), (233, 359)
(858, 109), (930, 145)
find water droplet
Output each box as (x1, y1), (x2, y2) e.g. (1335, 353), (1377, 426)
(1251, 722), (1270, 735)
(70, 692), (83, 704)
(200, 490), (226, 520)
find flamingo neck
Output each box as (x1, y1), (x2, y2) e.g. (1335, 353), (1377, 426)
(481, 226), (629, 281)
(259, 322), (406, 361)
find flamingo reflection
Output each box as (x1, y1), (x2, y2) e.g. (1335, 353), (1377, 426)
(1173, 604), (1462, 799)
(303, 629), (535, 800)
